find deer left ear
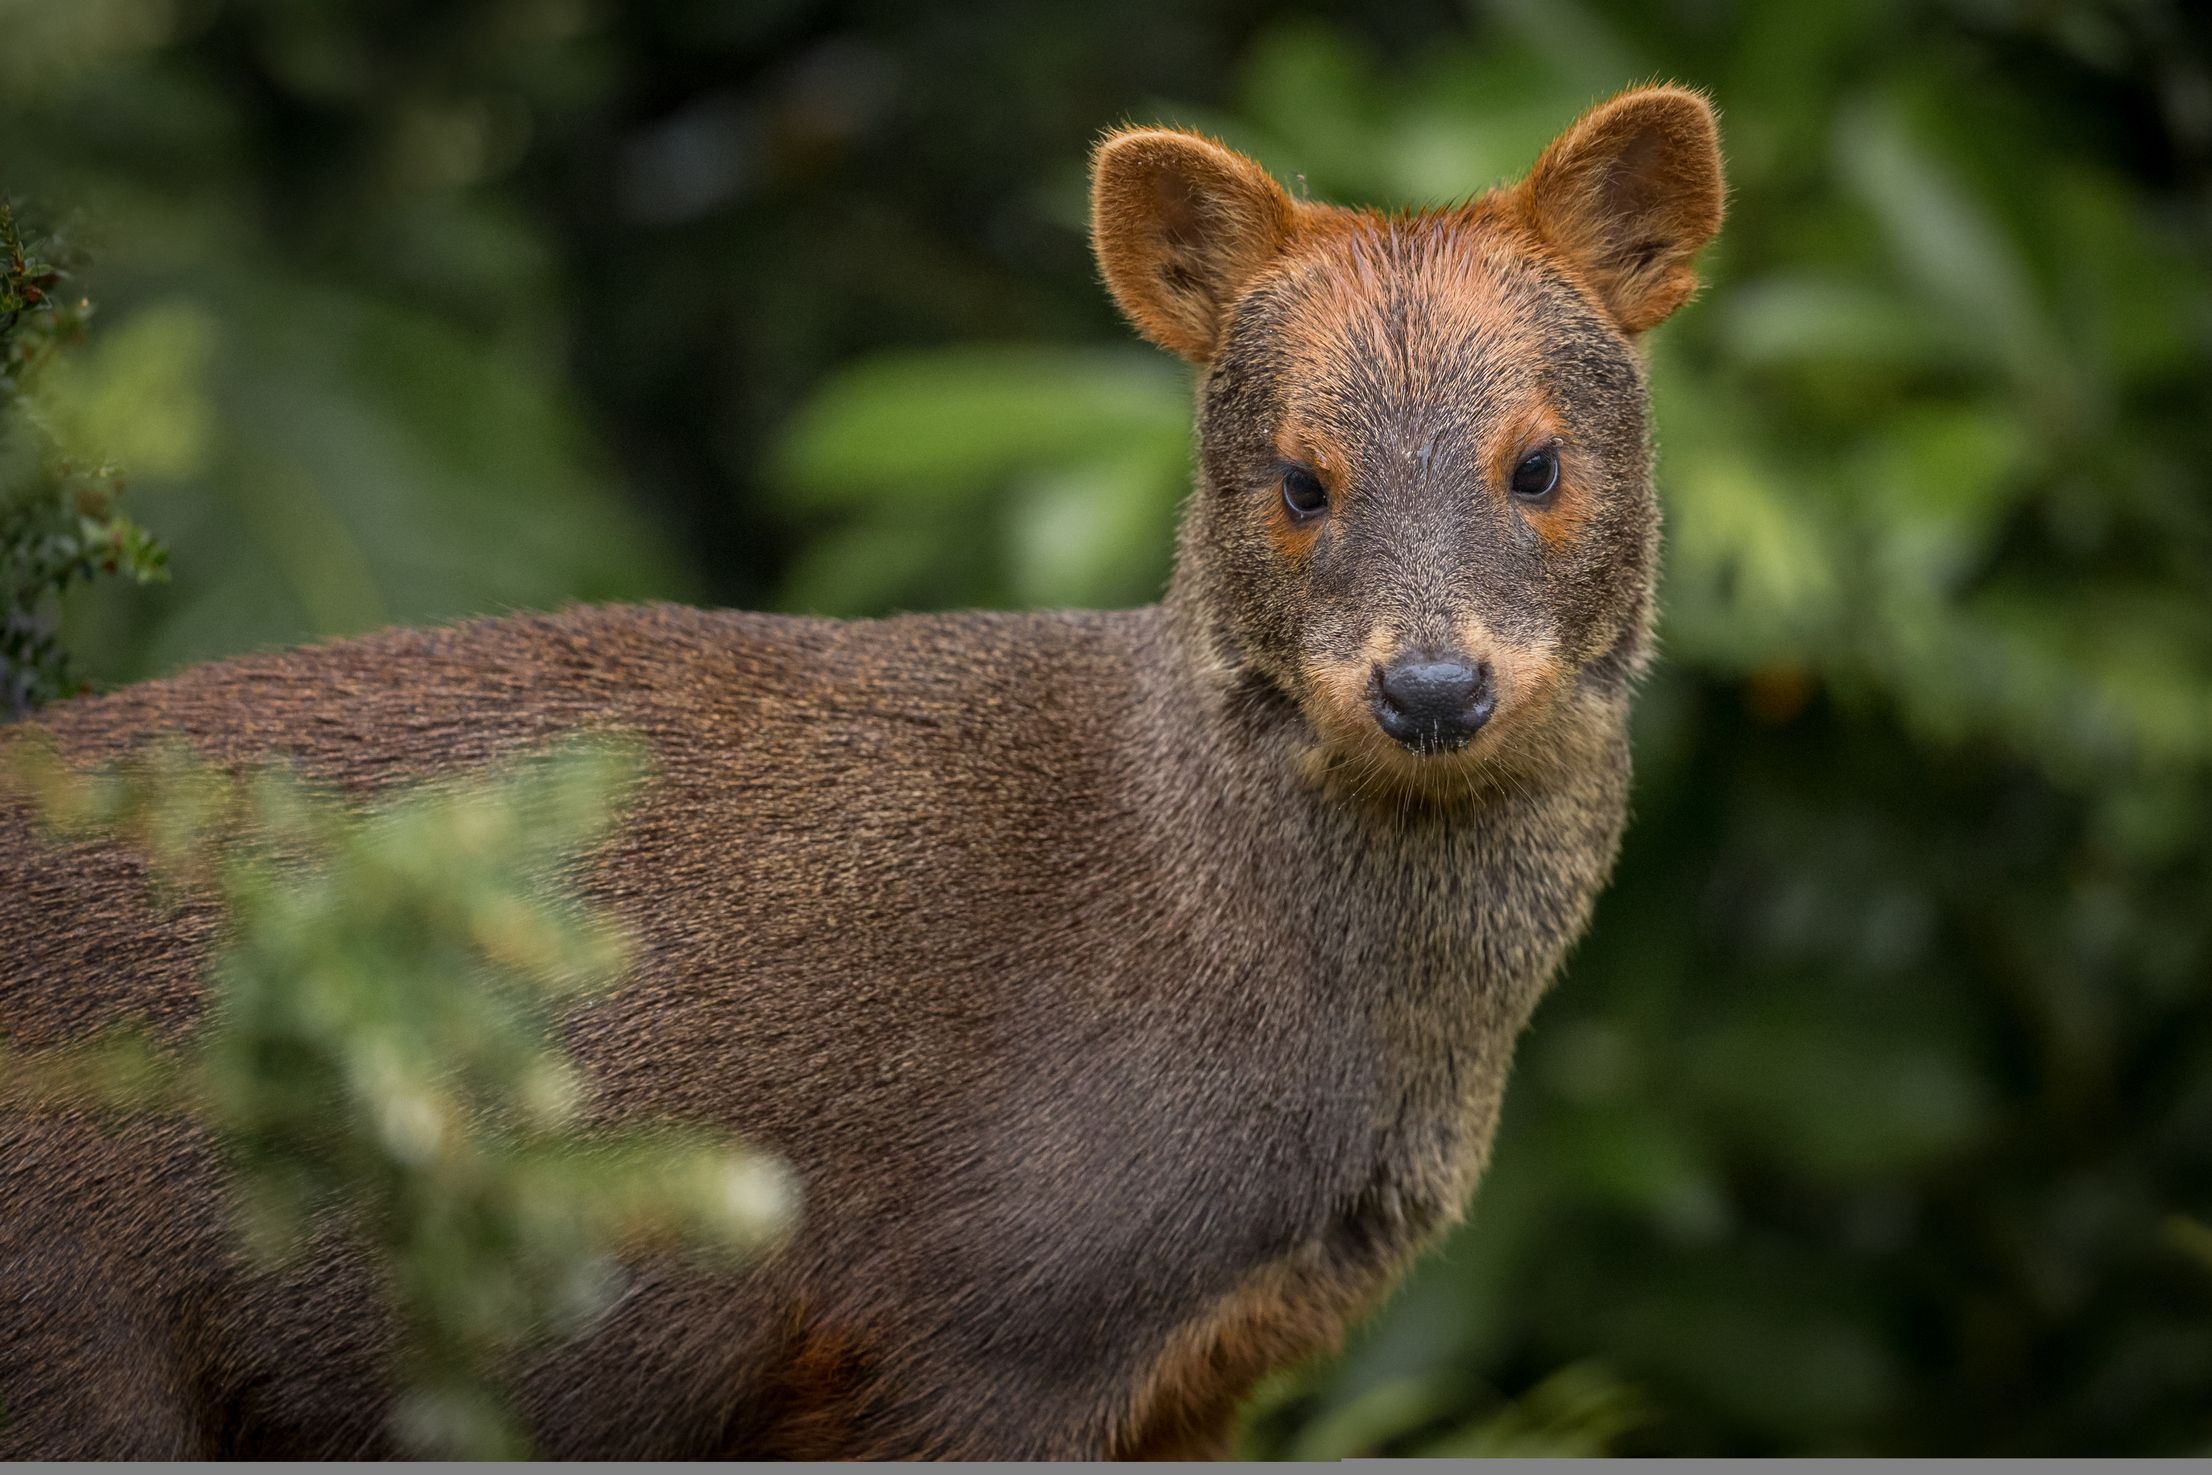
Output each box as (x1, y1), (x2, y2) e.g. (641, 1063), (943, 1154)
(1091, 127), (1298, 362)
(1508, 86), (1725, 334)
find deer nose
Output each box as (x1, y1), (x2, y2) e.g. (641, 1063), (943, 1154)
(1371, 652), (1495, 752)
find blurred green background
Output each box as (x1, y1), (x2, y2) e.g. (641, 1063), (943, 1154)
(6, 0), (2211, 1456)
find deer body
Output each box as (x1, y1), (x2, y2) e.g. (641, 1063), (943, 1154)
(0, 88), (1722, 1458)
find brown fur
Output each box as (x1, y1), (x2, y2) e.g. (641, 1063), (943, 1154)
(1501, 86), (1727, 333)
(1117, 1253), (1380, 1460)
(0, 88), (1723, 1458)
(1091, 129), (1300, 361)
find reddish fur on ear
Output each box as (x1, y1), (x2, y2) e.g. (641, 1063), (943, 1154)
(1091, 127), (1297, 361)
(1506, 85), (1725, 334)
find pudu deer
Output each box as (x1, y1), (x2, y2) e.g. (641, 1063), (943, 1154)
(0, 86), (1724, 1458)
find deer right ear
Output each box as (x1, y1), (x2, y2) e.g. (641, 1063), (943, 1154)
(1091, 128), (1297, 362)
(1507, 87), (1725, 335)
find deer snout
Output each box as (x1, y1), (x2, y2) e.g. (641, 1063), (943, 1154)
(1370, 650), (1495, 753)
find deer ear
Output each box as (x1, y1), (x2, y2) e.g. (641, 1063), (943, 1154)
(1509, 86), (1725, 334)
(1091, 128), (1297, 362)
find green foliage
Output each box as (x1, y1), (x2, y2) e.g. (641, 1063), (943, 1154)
(0, 199), (167, 716)
(0, 4), (690, 688)
(4, 738), (792, 1457)
(1239, 1358), (1650, 1459)
(774, 346), (1189, 612)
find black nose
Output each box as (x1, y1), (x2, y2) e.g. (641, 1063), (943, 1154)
(1371, 652), (1495, 752)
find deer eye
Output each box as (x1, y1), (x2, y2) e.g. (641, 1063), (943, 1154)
(1510, 446), (1560, 502)
(1281, 466), (1328, 520)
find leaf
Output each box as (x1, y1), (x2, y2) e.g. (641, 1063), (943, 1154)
(774, 347), (1187, 506)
